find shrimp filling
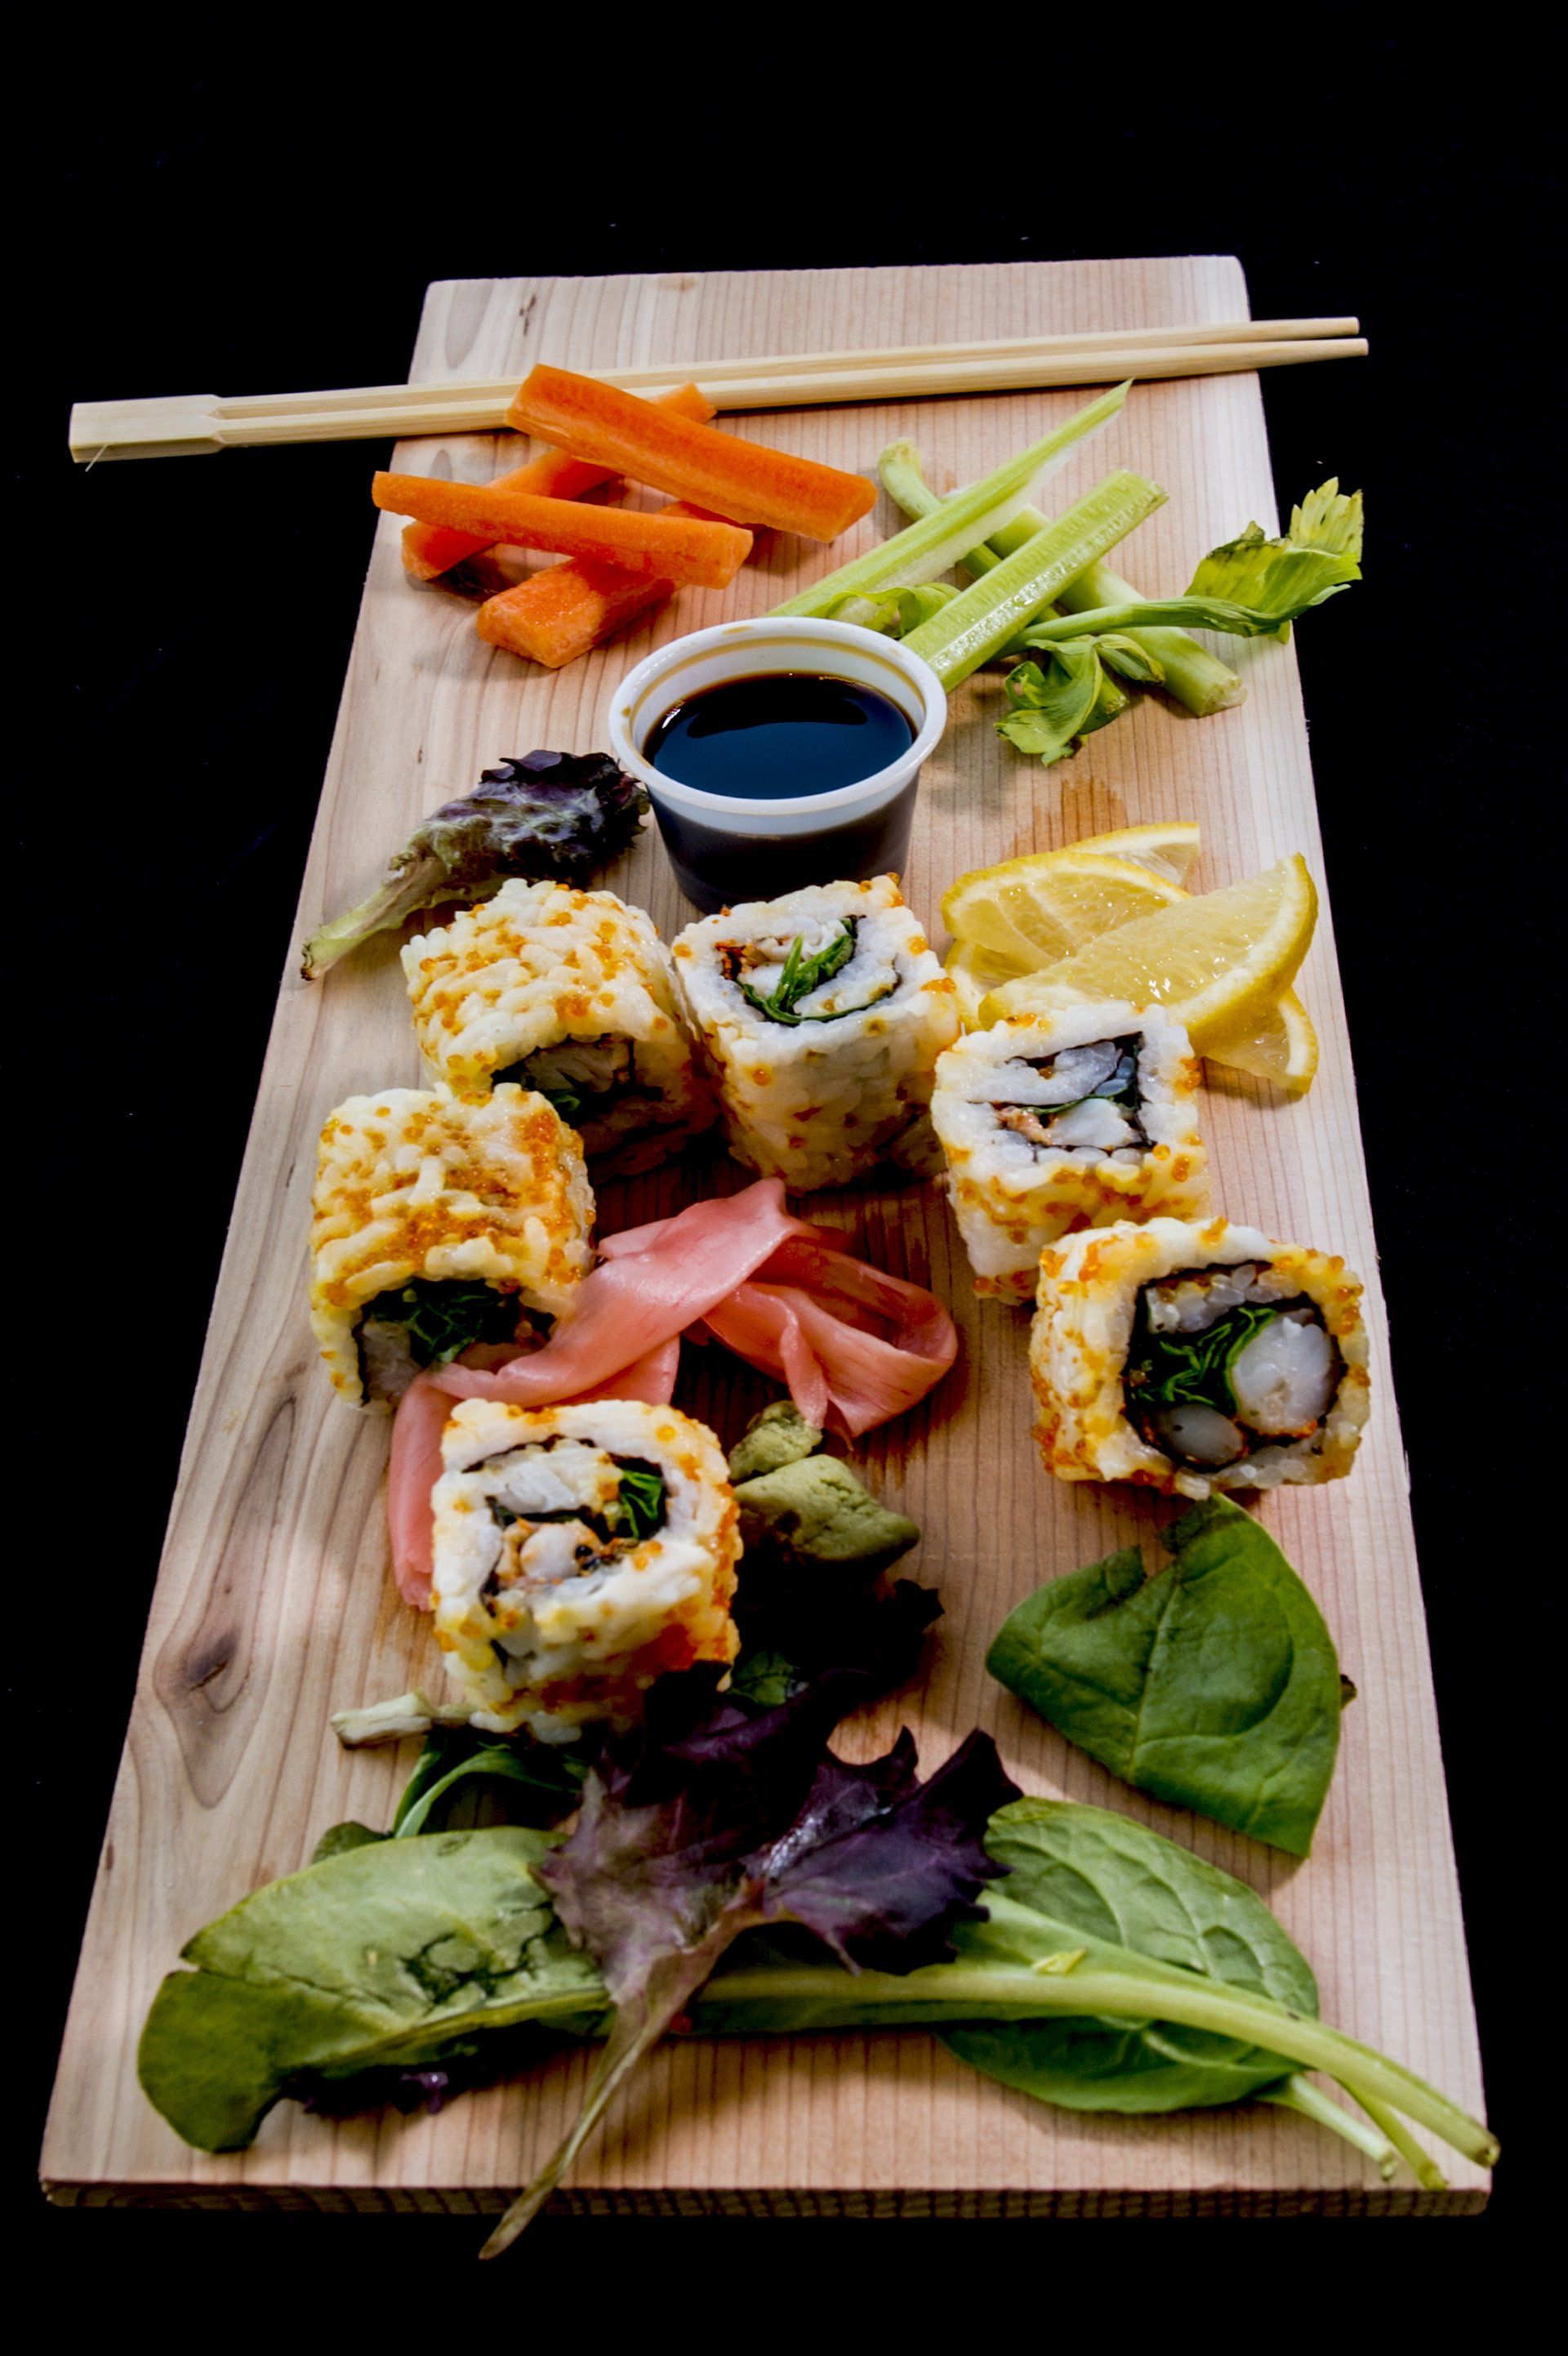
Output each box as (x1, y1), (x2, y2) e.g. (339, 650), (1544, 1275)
(1124, 1262), (1339, 1469)
(992, 1036), (1148, 1153)
(475, 1439), (667, 1642)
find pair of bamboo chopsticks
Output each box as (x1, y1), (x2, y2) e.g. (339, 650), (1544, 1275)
(68, 316), (1365, 464)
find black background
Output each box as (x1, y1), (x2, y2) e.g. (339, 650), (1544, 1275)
(17, 15), (1557, 2287)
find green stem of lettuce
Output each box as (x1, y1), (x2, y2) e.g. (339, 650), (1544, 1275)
(482, 1911), (764, 2260)
(696, 1957), (1497, 2169)
(1345, 2089), (1450, 2191)
(901, 473), (1167, 687)
(877, 444), (1242, 716)
(1262, 2076), (1398, 2179)
(300, 850), (450, 979)
(771, 382), (1130, 620)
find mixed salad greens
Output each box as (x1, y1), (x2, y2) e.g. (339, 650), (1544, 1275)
(137, 1424), (1494, 2251)
(139, 1663), (1493, 2240)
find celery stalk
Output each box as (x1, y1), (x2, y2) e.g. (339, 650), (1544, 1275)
(1055, 562), (1245, 714)
(771, 382), (1130, 619)
(1013, 589), (1345, 642)
(902, 472), (1167, 686)
(878, 444), (1242, 716)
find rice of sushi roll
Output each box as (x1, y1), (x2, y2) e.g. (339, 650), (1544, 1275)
(430, 1397), (741, 1738)
(931, 1002), (1209, 1301)
(401, 881), (714, 1177)
(670, 875), (960, 1191)
(1031, 1215), (1370, 1497)
(310, 1083), (594, 1411)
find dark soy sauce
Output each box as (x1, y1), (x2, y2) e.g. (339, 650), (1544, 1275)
(655, 786), (922, 913)
(645, 671), (914, 800)
(644, 668), (921, 911)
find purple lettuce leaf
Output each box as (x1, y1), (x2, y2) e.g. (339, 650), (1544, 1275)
(301, 751), (648, 976)
(480, 1681), (1018, 2256)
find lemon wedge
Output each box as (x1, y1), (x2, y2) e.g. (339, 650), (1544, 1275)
(942, 829), (1198, 1029)
(981, 854), (1319, 1048)
(1050, 819), (1202, 887)
(945, 939), (1035, 1025)
(1203, 987), (1320, 1090)
(942, 850), (1189, 967)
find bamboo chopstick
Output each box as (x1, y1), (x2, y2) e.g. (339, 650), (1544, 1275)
(68, 317), (1365, 463)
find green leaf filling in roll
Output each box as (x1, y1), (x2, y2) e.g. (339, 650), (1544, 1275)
(363, 1278), (523, 1369)
(739, 921), (857, 1024)
(1125, 1297), (1280, 1417)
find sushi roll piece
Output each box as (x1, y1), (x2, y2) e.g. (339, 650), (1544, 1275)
(430, 1397), (741, 1738)
(931, 1003), (1210, 1301)
(1031, 1215), (1370, 1497)
(310, 1083), (594, 1410)
(670, 875), (960, 1191)
(402, 881), (714, 1178)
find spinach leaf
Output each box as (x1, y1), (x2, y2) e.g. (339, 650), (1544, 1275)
(535, 1084), (583, 1124)
(390, 1728), (586, 1838)
(136, 1829), (606, 2152)
(939, 1798), (1317, 2110)
(1125, 1296), (1279, 1417)
(987, 1498), (1343, 1854)
(725, 1649), (805, 1708)
(310, 1821), (386, 1863)
(363, 1278), (520, 1370)
(607, 1461), (666, 1545)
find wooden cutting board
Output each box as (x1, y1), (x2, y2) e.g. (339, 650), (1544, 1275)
(42, 258), (1489, 2218)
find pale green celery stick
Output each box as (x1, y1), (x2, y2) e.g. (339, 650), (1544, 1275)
(1262, 2077), (1398, 2179)
(771, 382), (1130, 619)
(878, 444), (1240, 714)
(902, 473), (1167, 687)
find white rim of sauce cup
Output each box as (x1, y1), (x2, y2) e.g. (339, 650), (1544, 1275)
(607, 616), (948, 839)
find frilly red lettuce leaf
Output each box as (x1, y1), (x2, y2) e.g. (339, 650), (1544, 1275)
(301, 750), (648, 976)
(481, 1680), (1018, 2255)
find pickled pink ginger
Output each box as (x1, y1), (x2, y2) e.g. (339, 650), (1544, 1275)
(388, 1179), (956, 1606)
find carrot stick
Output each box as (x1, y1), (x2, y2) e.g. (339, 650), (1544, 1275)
(506, 364), (876, 542)
(371, 474), (751, 588)
(475, 502), (720, 668)
(401, 382), (716, 581)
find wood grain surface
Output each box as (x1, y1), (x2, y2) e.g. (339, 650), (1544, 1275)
(42, 257), (1488, 2215)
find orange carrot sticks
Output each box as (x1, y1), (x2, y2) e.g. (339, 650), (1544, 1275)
(371, 474), (752, 589)
(506, 364), (876, 542)
(401, 382), (717, 581)
(474, 502), (719, 668)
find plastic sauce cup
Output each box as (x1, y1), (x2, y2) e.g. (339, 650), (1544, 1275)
(608, 617), (947, 912)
